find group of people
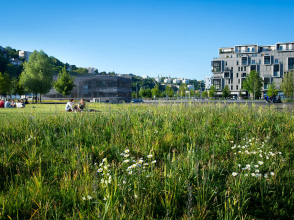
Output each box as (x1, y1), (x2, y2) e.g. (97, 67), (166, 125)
(65, 99), (86, 112)
(0, 99), (27, 108)
(264, 94), (282, 103)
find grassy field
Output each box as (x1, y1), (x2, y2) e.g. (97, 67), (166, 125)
(0, 102), (294, 219)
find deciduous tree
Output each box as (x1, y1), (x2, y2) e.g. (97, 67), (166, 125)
(222, 85), (231, 98)
(209, 85), (217, 98)
(243, 70), (263, 99)
(20, 50), (54, 103)
(0, 72), (11, 97)
(267, 82), (278, 97)
(281, 71), (294, 98)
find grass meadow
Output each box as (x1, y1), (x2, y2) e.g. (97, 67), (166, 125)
(0, 102), (294, 219)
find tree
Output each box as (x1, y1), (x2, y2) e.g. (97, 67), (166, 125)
(209, 85), (217, 98)
(196, 91), (201, 98)
(267, 82), (278, 97)
(0, 72), (11, 97)
(243, 70), (263, 99)
(151, 83), (161, 98)
(10, 77), (19, 98)
(202, 90), (208, 98)
(281, 71), (294, 98)
(54, 66), (76, 97)
(20, 50), (54, 103)
(139, 88), (147, 98)
(222, 85), (231, 98)
(189, 89), (195, 98)
(179, 83), (188, 97)
(145, 88), (152, 98)
(165, 86), (174, 97)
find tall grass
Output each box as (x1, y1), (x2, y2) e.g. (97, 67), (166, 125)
(0, 102), (294, 219)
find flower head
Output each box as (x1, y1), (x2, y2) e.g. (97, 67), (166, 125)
(151, 160), (156, 164)
(123, 159), (129, 163)
(125, 149), (130, 153)
(254, 165), (259, 168)
(270, 172), (275, 176)
(98, 168), (103, 173)
(232, 172), (238, 177)
(87, 195), (92, 200)
(147, 155), (153, 158)
(258, 161), (263, 165)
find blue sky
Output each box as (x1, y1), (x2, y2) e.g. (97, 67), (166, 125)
(1, 0), (294, 80)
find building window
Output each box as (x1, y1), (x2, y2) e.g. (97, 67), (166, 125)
(236, 85), (239, 90)
(252, 60), (255, 64)
(237, 61), (239, 65)
(259, 60), (261, 64)
(238, 79), (240, 83)
(212, 61), (222, 72)
(231, 85), (233, 90)
(238, 67), (240, 71)
(231, 67), (233, 70)
(242, 57), (248, 65)
(226, 61), (227, 66)
(237, 73), (239, 77)
(288, 58), (294, 70)
(244, 66), (246, 71)
(231, 73), (233, 78)
(241, 67), (243, 71)
(264, 55), (271, 65)
(231, 79), (233, 84)
(275, 59), (278, 64)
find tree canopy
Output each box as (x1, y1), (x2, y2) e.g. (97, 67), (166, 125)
(20, 50), (54, 102)
(209, 85), (217, 98)
(281, 71), (294, 98)
(243, 70), (263, 99)
(54, 66), (76, 97)
(222, 85), (231, 98)
(267, 82), (278, 97)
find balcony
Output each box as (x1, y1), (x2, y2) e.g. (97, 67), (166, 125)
(273, 71), (280, 77)
(241, 73), (247, 78)
(264, 84), (269, 89)
(211, 68), (221, 72)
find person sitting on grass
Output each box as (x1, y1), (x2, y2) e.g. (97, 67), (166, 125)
(21, 99), (25, 108)
(78, 99), (86, 112)
(0, 99), (4, 108)
(65, 99), (75, 112)
(4, 99), (15, 108)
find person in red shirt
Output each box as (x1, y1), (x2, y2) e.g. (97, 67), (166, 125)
(0, 99), (4, 108)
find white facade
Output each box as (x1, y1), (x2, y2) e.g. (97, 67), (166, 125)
(87, 67), (95, 74)
(182, 79), (189, 84)
(173, 79), (180, 83)
(155, 78), (161, 83)
(19, 51), (32, 62)
(187, 84), (194, 90)
(143, 75), (149, 79)
(164, 78), (171, 83)
(9, 58), (23, 66)
(205, 76), (212, 90)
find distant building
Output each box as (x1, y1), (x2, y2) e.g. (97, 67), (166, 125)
(143, 75), (149, 79)
(87, 67), (95, 74)
(9, 58), (23, 66)
(187, 84), (194, 90)
(173, 79), (180, 83)
(19, 51), (32, 62)
(44, 75), (132, 102)
(0, 46), (4, 51)
(164, 78), (171, 83)
(182, 79), (189, 84)
(205, 76), (212, 90)
(155, 78), (161, 83)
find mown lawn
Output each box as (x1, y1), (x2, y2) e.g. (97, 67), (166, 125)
(0, 103), (294, 219)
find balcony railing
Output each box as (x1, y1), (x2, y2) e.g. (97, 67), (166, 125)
(264, 84), (269, 89)
(235, 49), (257, 53)
(211, 68), (221, 72)
(277, 48), (294, 51)
(264, 61), (271, 65)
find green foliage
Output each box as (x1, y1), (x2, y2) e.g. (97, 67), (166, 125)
(0, 72), (11, 96)
(179, 83), (188, 97)
(209, 85), (217, 97)
(267, 82), (279, 97)
(151, 83), (161, 98)
(20, 50), (54, 102)
(54, 66), (76, 97)
(189, 89), (195, 97)
(222, 85), (231, 98)
(281, 71), (294, 98)
(243, 70), (263, 99)
(165, 86), (174, 97)
(202, 90), (208, 98)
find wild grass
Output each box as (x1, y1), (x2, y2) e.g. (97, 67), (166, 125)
(0, 102), (294, 219)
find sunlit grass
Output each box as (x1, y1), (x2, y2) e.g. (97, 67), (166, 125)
(0, 102), (294, 219)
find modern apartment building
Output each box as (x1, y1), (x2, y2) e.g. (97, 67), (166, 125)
(211, 42), (294, 96)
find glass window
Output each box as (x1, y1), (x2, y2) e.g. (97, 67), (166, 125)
(275, 59), (278, 64)
(238, 67), (240, 71)
(288, 58), (294, 70)
(237, 61), (239, 65)
(259, 60), (261, 64)
(241, 67), (243, 71)
(244, 66), (246, 71)
(231, 85), (233, 90)
(252, 60), (255, 64)
(237, 73), (239, 77)
(236, 85), (239, 90)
